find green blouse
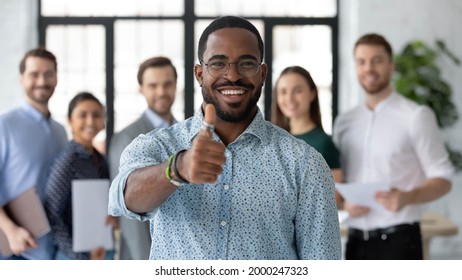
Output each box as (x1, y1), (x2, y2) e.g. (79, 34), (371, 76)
(294, 127), (341, 169)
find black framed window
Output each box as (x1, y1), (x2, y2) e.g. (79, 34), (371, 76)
(39, 0), (338, 150)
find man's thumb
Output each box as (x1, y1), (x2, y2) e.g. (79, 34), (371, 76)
(201, 103), (216, 137)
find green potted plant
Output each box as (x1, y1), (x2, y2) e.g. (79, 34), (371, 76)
(393, 40), (461, 171)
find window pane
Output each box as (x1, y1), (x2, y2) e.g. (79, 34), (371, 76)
(195, 0), (336, 17)
(46, 25), (106, 139)
(42, 0), (183, 16)
(273, 25), (333, 133)
(194, 20), (266, 117)
(114, 20), (185, 132)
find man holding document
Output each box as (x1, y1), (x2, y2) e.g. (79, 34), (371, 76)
(333, 33), (454, 259)
(0, 48), (68, 260)
(109, 16), (341, 260)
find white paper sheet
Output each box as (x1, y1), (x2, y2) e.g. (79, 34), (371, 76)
(335, 181), (390, 211)
(337, 210), (349, 224)
(72, 179), (113, 252)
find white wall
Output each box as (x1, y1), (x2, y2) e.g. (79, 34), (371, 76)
(339, 0), (462, 259)
(0, 0), (38, 113)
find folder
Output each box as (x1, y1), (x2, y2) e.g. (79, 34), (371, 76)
(0, 188), (50, 257)
(72, 179), (114, 252)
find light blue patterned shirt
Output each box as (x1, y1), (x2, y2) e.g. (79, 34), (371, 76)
(108, 109), (341, 260)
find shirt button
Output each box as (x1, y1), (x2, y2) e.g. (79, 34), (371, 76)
(220, 220), (227, 226)
(223, 184), (229, 190)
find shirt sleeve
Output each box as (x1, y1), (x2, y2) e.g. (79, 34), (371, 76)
(107, 167), (155, 222)
(295, 147), (342, 259)
(0, 118), (8, 204)
(410, 107), (454, 180)
(108, 133), (164, 222)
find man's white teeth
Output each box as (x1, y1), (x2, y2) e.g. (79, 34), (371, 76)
(365, 75), (377, 82)
(221, 90), (245, 95)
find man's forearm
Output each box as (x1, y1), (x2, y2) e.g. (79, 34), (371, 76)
(406, 178), (452, 205)
(124, 161), (178, 213)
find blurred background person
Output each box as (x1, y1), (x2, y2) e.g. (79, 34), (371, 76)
(45, 92), (117, 260)
(0, 48), (67, 260)
(272, 66), (342, 205)
(333, 33), (453, 260)
(108, 56), (178, 260)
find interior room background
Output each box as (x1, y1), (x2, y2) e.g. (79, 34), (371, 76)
(1, 0), (460, 259)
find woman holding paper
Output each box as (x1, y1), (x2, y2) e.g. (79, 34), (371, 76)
(272, 66), (343, 206)
(45, 92), (116, 260)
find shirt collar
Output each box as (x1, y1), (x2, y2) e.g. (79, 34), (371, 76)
(144, 108), (176, 129)
(375, 92), (397, 112)
(363, 92), (397, 113)
(70, 139), (94, 159)
(21, 102), (49, 123)
(187, 107), (267, 145)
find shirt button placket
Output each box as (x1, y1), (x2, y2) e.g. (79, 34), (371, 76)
(217, 149), (232, 260)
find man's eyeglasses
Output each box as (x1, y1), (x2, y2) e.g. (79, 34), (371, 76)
(200, 59), (261, 78)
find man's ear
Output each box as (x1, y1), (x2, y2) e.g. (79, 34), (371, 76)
(194, 64), (203, 86)
(19, 74), (25, 87)
(260, 63), (268, 83)
(390, 60), (396, 73)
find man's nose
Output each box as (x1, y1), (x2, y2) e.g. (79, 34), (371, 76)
(224, 63), (242, 81)
(36, 74), (47, 85)
(364, 61), (374, 72)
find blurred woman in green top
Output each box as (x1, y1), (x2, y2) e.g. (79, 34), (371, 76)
(272, 66), (342, 206)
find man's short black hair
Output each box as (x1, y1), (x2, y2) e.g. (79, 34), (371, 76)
(20, 48), (57, 74)
(354, 33), (393, 60)
(137, 56), (177, 85)
(198, 16), (264, 62)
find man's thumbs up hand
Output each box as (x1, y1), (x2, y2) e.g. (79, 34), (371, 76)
(175, 103), (226, 184)
(200, 103), (216, 138)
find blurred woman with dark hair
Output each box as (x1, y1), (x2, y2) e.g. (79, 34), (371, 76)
(272, 66), (342, 206)
(45, 92), (117, 260)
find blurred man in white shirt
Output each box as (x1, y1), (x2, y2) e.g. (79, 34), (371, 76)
(333, 33), (453, 260)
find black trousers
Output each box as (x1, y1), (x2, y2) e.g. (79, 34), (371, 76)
(345, 223), (423, 260)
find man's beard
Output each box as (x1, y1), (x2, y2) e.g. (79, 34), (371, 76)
(202, 83), (262, 123)
(361, 80), (389, 94)
(27, 86), (54, 104)
(360, 71), (391, 95)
